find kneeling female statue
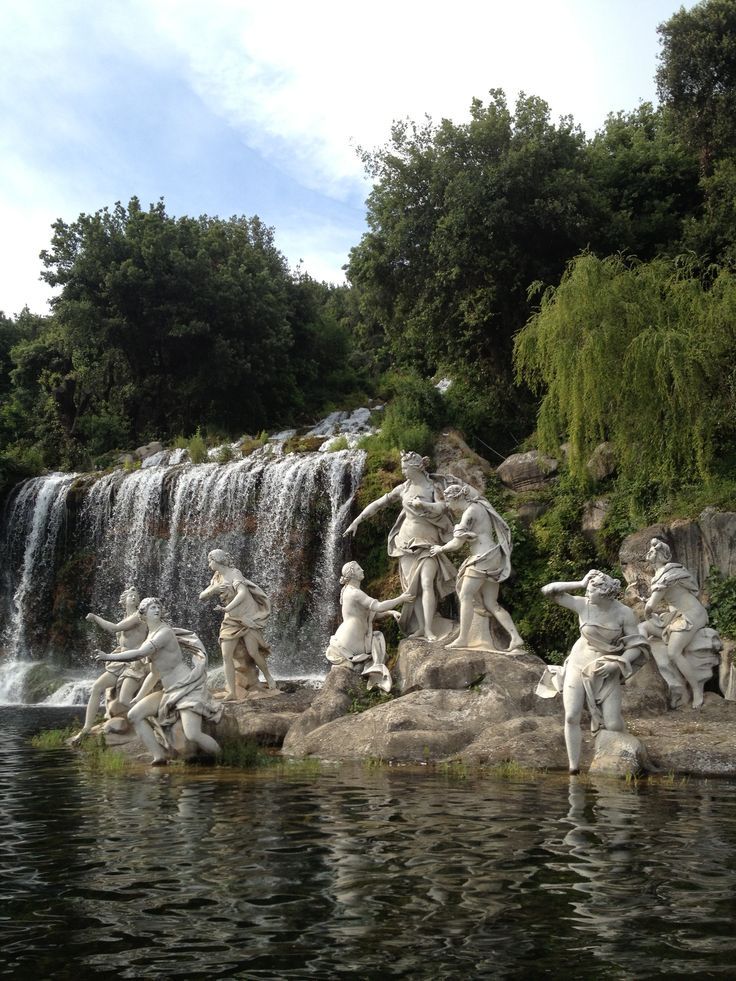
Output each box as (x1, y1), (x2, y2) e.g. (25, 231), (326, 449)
(325, 561), (413, 692)
(536, 571), (649, 774)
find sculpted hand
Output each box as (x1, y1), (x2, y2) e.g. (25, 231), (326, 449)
(428, 545), (443, 557)
(85, 613), (96, 623)
(343, 519), (360, 538)
(399, 592), (415, 603)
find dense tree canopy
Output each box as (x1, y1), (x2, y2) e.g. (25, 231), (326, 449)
(657, 0), (736, 169)
(1, 199), (362, 468)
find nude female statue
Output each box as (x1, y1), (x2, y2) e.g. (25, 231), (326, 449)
(325, 561), (413, 692)
(642, 537), (721, 709)
(199, 549), (276, 699)
(537, 571), (649, 774)
(71, 586), (148, 745)
(429, 483), (524, 652)
(343, 450), (456, 641)
(96, 597), (222, 765)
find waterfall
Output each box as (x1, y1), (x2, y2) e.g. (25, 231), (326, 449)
(0, 445), (366, 698)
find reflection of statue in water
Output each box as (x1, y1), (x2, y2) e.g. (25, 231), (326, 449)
(537, 571), (649, 774)
(429, 483), (524, 653)
(97, 597), (222, 765)
(199, 549), (276, 699)
(72, 586), (149, 745)
(325, 562), (413, 692)
(343, 451), (456, 642)
(641, 538), (722, 709)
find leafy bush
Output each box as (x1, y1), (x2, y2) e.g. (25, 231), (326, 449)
(707, 570), (736, 640)
(187, 429), (208, 464)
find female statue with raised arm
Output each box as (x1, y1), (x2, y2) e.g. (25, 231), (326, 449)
(325, 561), (414, 692)
(642, 537), (721, 709)
(199, 549), (276, 699)
(537, 571), (649, 774)
(429, 482), (524, 652)
(71, 586), (148, 745)
(97, 597), (222, 765)
(343, 450), (456, 642)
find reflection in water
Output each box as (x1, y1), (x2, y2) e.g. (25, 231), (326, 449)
(2, 707), (736, 979)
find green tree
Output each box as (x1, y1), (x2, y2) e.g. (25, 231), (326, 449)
(514, 252), (736, 489)
(656, 0), (736, 171)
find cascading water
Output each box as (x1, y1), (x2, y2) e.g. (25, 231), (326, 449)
(0, 439), (366, 702)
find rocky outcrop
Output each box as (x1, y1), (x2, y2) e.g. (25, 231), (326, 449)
(433, 429), (492, 493)
(586, 441), (617, 482)
(581, 497), (611, 541)
(281, 664), (365, 753)
(497, 451), (558, 492)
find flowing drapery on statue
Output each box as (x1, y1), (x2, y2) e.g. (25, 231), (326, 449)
(536, 570), (649, 774)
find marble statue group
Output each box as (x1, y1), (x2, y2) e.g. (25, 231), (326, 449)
(71, 444), (725, 775)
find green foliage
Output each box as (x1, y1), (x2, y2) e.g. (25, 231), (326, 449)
(215, 443), (235, 464)
(282, 435), (326, 454)
(657, 0), (736, 168)
(348, 687), (394, 714)
(505, 479), (598, 658)
(514, 253), (736, 491)
(187, 429), (208, 464)
(240, 431), (269, 456)
(31, 725), (79, 749)
(363, 370), (443, 457)
(706, 570), (736, 640)
(217, 737), (270, 768)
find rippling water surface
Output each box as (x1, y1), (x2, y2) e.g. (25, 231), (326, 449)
(2, 706), (736, 979)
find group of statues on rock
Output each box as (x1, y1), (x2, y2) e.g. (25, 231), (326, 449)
(72, 549), (276, 763)
(337, 451), (524, 684)
(71, 445), (724, 775)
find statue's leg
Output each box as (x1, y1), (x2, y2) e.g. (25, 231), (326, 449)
(562, 677), (586, 773)
(73, 671), (118, 741)
(180, 709), (221, 756)
(117, 676), (139, 708)
(419, 557), (440, 641)
(127, 692), (166, 763)
(220, 637), (239, 698)
(244, 631), (277, 689)
(600, 682), (625, 732)
(481, 581), (525, 650)
(669, 630), (704, 708)
(446, 573), (483, 649)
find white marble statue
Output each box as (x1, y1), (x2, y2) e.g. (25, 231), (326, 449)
(641, 538), (722, 709)
(324, 561), (413, 692)
(343, 450), (456, 642)
(199, 549), (276, 699)
(71, 586), (149, 745)
(536, 571), (649, 774)
(96, 597), (222, 765)
(429, 483), (524, 653)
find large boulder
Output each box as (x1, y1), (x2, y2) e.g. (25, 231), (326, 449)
(497, 450), (558, 492)
(590, 729), (653, 778)
(458, 715), (568, 770)
(225, 686), (317, 746)
(281, 664), (365, 754)
(586, 441), (617, 482)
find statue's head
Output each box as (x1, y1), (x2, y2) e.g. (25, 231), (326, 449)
(208, 548), (236, 569)
(444, 483), (477, 508)
(119, 585), (140, 607)
(138, 596), (164, 620)
(340, 561), (364, 585)
(400, 450), (430, 475)
(586, 571), (621, 600)
(647, 537), (672, 563)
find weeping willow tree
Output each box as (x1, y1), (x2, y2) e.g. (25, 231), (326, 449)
(514, 253), (736, 488)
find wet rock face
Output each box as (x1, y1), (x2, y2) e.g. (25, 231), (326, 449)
(590, 730), (652, 778)
(281, 664), (364, 754)
(496, 451), (558, 493)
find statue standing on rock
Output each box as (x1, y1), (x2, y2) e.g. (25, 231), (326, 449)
(324, 561), (413, 692)
(200, 548), (276, 699)
(429, 482), (524, 653)
(537, 570), (650, 775)
(641, 537), (722, 709)
(343, 450), (456, 642)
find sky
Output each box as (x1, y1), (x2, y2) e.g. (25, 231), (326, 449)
(0, 0), (695, 316)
